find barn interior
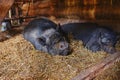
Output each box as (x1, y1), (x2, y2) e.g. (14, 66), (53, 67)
(0, 0), (120, 80)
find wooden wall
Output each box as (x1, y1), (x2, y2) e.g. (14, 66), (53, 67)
(20, 0), (120, 20)
(0, 0), (14, 23)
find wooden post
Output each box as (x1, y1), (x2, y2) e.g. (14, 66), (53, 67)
(9, 9), (13, 24)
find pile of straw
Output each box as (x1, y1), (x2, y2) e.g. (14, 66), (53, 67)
(0, 34), (116, 80)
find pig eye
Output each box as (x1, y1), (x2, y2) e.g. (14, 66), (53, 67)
(53, 34), (57, 37)
(52, 34), (61, 39)
(37, 37), (46, 46)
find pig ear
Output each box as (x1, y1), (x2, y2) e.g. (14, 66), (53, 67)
(56, 23), (65, 35)
(56, 23), (67, 37)
(56, 23), (62, 31)
(37, 37), (46, 46)
(116, 32), (120, 40)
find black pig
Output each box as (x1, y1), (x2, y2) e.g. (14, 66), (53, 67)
(23, 18), (70, 56)
(62, 23), (118, 54)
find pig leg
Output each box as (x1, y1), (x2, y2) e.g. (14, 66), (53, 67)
(89, 43), (101, 52)
(85, 30), (101, 52)
(85, 39), (101, 52)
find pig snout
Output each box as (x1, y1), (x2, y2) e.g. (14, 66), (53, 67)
(59, 42), (69, 50)
(59, 42), (71, 56)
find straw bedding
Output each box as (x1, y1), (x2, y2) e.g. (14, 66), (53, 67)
(0, 34), (119, 80)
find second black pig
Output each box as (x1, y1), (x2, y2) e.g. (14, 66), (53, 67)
(62, 23), (118, 54)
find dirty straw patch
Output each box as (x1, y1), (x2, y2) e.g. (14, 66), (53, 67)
(0, 34), (119, 80)
(94, 61), (120, 80)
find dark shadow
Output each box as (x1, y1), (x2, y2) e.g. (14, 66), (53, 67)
(0, 26), (24, 42)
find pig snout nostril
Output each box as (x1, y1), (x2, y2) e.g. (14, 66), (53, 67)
(59, 42), (68, 50)
(60, 44), (65, 50)
(60, 45), (64, 49)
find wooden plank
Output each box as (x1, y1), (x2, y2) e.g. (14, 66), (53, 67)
(72, 51), (120, 80)
(0, 0), (14, 24)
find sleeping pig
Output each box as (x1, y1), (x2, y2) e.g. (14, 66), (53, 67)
(23, 18), (70, 56)
(62, 23), (118, 54)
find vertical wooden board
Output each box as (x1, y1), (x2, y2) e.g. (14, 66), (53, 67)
(0, 0), (14, 23)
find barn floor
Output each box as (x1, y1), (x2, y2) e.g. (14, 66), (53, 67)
(0, 18), (120, 80)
